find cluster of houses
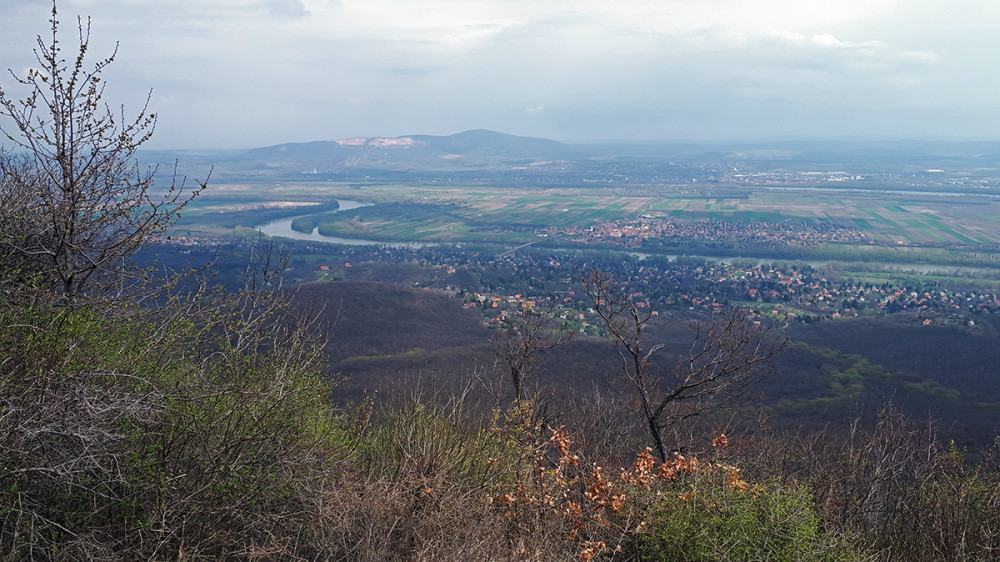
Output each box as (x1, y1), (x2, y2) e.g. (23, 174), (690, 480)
(454, 256), (1000, 328)
(542, 217), (871, 248)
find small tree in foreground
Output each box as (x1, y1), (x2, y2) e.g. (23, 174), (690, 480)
(0, 2), (202, 304)
(581, 268), (784, 462)
(491, 310), (572, 404)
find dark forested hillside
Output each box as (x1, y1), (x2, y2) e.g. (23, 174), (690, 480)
(294, 281), (493, 401)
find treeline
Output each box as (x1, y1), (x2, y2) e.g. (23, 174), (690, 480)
(639, 238), (1000, 269)
(177, 199), (341, 231)
(306, 202), (468, 240)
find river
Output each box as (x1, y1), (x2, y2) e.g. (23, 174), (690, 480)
(256, 200), (432, 249)
(258, 200), (998, 275)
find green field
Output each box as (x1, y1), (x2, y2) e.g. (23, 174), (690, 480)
(179, 182), (1000, 270)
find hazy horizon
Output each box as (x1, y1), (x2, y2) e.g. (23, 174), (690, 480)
(140, 129), (1000, 154)
(3, 1), (1000, 150)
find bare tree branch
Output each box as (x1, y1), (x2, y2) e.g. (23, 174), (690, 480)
(0, 1), (204, 305)
(580, 267), (785, 462)
(490, 310), (572, 403)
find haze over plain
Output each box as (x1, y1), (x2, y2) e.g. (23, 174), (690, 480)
(1, 0), (998, 149)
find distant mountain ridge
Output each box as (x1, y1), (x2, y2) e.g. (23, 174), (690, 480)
(139, 131), (1000, 183)
(241, 129), (583, 171)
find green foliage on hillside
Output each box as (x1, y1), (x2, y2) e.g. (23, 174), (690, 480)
(0, 277), (346, 558)
(5, 267), (1000, 559)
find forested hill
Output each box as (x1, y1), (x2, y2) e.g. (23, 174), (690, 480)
(239, 129), (584, 170)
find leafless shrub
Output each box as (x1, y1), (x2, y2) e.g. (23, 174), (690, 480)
(729, 408), (1000, 562)
(490, 311), (572, 404)
(817, 409), (1000, 561)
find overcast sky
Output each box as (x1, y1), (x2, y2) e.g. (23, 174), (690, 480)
(2, 1), (999, 149)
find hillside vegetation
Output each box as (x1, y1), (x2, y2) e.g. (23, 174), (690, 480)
(5, 280), (1000, 560)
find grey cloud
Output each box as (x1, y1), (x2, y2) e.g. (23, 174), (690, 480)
(4, 1), (999, 148)
(256, 0), (310, 18)
(379, 65), (446, 76)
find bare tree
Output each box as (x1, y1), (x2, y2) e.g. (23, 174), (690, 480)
(491, 311), (572, 403)
(0, 2), (203, 304)
(580, 268), (783, 462)
(0, 6), (341, 558)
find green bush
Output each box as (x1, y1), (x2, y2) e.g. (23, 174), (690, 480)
(0, 285), (350, 559)
(638, 480), (860, 561)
